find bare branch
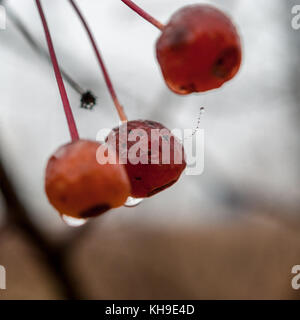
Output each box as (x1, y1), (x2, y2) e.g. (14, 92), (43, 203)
(0, 150), (83, 299)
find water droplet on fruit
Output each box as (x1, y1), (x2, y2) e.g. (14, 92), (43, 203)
(61, 215), (87, 227)
(124, 197), (144, 208)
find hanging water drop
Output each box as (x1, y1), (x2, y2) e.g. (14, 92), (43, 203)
(124, 196), (144, 208)
(61, 215), (87, 227)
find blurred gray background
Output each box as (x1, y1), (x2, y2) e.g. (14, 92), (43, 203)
(1, 0), (299, 230)
(1, 0), (300, 299)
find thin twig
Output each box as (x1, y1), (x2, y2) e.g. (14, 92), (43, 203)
(121, 0), (164, 31)
(6, 5), (86, 95)
(36, 0), (79, 141)
(68, 0), (128, 122)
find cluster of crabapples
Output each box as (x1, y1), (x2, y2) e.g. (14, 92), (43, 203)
(44, 3), (242, 220)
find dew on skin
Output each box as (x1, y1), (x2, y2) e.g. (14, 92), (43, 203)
(124, 196), (144, 208)
(61, 215), (87, 227)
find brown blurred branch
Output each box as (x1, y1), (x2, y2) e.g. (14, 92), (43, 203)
(0, 152), (84, 299)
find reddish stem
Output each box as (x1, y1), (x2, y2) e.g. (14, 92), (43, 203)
(68, 0), (128, 123)
(121, 0), (164, 31)
(35, 0), (79, 141)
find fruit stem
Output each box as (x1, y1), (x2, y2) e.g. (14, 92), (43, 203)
(35, 0), (79, 141)
(68, 0), (128, 123)
(6, 5), (85, 96)
(121, 0), (164, 31)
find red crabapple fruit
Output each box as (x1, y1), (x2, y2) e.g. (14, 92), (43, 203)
(106, 120), (186, 198)
(45, 140), (131, 219)
(156, 5), (242, 94)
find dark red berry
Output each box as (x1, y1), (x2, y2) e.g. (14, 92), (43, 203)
(106, 120), (186, 198)
(45, 140), (131, 219)
(156, 5), (242, 94)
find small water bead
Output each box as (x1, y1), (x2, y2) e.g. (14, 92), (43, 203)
(62, 215), (87, 227)
(124, 196), (144, 208)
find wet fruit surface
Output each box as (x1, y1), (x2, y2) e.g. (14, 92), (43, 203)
(45, 139), (130, 218)
(107, 120), (186, 198)
(156, 5), (242, 94)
